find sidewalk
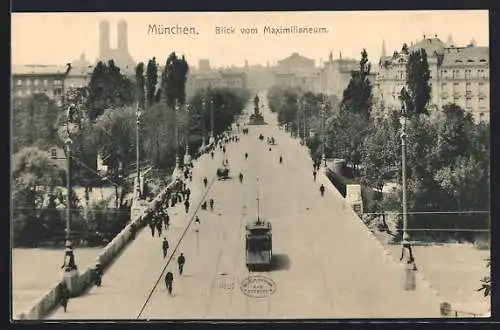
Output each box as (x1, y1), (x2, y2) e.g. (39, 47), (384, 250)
(46, 148), (222, 319)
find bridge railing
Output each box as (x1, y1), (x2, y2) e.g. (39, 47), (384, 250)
(14, 169), (180, 321)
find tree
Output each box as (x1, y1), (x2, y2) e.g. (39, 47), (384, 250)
(160, 52), (190, 107)
(361, 110), (401, 192)
(135, 62), (146, 110)
(402, 49), (431, 117)
(340, 49), (373, 118)
(12, 147), (65, 246)
(86, 60), (135, 121)
(12, 94), (61, 153)
(146, 57), (158, 108)
(91, 106), (136, 176)
(477, 257), (491, 297)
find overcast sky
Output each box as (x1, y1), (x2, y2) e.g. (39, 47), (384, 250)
(12, 10), (488, 68)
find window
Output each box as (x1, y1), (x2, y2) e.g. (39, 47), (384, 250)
(441, 82), (447, 87)
(454, 82), (459, 86)
(465, 69), (471, 79)
(16, 90), (22, 96)
(44, 79), (48, 86)
(51, 149), (57, 159)
(479, 113), (485, 121)
(26, 79), (31, 86)
(34, 79), (39, 86)
(17, 79), (22, 86)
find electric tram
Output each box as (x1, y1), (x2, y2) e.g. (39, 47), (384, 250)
(245, 217), (273, 270)
(245, 180), (273, 271)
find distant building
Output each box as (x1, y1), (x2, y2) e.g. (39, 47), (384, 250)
(198, 59), (211, 71)
(375, 35), (489, 122)
(186, 69), (247, 97)
(65, 53), (94, 89)
(11, 64), (69, 105)
(97, 19), (136, 75)
(272, 53), (320, 91)
(316, 52), (358, 97)
(243, 64), (275, 93)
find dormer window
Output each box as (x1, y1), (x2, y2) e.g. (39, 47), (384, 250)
(455, 59), (462, 63)
(467, 60), (474, 62)
(479, 59), (486, 62)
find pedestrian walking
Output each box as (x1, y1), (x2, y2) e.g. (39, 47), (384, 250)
(320, 184), (325, 196)
(156, 219), (163, 237)
(162, 237), (169, 258)
(163, 212), (170, 230)
(201, 200), (207, 210)
(184, 199), (190, 214)
(279, 155), (283, 164)
(177, 253), (186, 275)
(189, 174), (193, 182)
(313, 170), (317, 181)
(203, 177), (208, 188)
(211, 151), (214, 159)
(92, 263), (103, 287)
(186, 188), (191, 200)
(245, 152), (248, 161)
(165, 271), (174, 295)
(209, 198), (214, 211)
(194, 216), (201, 232)
(59, 282), (70, 312)
(239, 172), (244, 184)
(149, 220), (155, 237)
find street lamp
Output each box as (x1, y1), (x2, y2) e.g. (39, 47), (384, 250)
(174, 101), (180, 170)
(209, 98), (215, 145)
(400, 104), (409, 246)
(135, 102), (143, 199)
(184, 103), (191, 166)
(399, 104), (416, 290)
(201, 99), (206, 147)
(321, 101), (326, 167)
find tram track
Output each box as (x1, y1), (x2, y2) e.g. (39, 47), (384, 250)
(136, 174), (217, 319)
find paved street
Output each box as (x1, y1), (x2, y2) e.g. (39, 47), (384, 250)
(47, 97), (442, 319)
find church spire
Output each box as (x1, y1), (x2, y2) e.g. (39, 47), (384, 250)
(446, 33), (456, 47)
(381, 39), (387, 59)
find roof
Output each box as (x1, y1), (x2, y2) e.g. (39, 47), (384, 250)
(410, 37), (446, 56)
(278, 52), (315, 67)
(441, 46), (489, 66)
(246, 218), (272, 230)
(12, 64), (68, 76)
(68, 65), (94, 77)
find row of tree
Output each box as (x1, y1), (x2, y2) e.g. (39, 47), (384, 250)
(12, 53), (249, 247)
(266, 47), (490, 243)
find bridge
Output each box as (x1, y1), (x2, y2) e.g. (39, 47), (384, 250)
(46, 95), (443, 319)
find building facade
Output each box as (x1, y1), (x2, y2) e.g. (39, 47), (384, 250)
(186, 69), (247, 97)
(272, 53), (321, 91)
(374, 35), (489, 122)
(12, 65), (69, 105)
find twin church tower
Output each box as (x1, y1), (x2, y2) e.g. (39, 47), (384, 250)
(98, 19), (136, 73)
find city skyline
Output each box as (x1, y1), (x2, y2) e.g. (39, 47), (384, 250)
(12, 10), (488, 69)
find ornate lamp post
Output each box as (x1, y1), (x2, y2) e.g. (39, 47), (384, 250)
(400, 104), (409, 246)
(184, 103), (191, 166)
(174, 101), (180, 170)
(201, 99), (206, 147)
(58, 102), (79, 294)
(135, 102), (143, 199)
(321, 101), (327, 167)
(209, 98), (215, 145)
(399, 104), (416, 290)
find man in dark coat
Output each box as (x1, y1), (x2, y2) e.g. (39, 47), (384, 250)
(165, 271), (174, 295)
(59, 283), (70, 312)
(162, 238), (169, 258)
(177, 253), (186, 275)
(184, 199), (190, 214)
